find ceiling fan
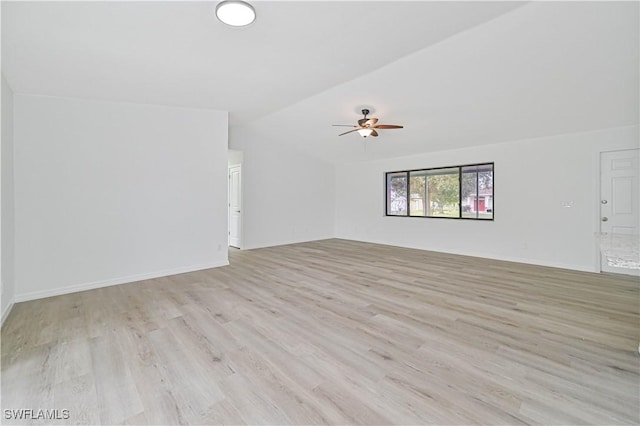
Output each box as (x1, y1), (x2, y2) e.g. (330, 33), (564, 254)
(333, 109), (403, 138)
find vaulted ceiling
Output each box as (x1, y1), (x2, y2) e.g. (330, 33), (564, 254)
(1, 1), (522, 125)
(3, 1), (638, 163)
(249, 1), (639, 163)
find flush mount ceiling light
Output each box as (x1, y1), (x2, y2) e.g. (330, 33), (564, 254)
(216, 1), (256, 27)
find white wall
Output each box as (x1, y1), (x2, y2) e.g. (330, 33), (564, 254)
(13, 95), (229, 301)
(228, 149), (243, 167)
(336, 126), (639, 272)
(1, 75), (16, 323)
(230, 126), (335, 249)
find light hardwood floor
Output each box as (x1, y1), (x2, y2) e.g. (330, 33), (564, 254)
(2, 239), (639, 425)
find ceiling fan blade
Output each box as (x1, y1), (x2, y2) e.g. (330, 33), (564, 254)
(372, 124), (403, 129)
(370, 129), (379, 137)
(332, 124), (357, 127)
(338, 128), (360, 136)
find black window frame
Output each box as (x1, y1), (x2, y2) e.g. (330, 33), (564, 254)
(384, 162), (494, 220)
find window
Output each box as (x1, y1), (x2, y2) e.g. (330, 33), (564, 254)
(386, 172), (407, 216)
(410, 168), (460, 218)
(385, 163), (493, 220)
(461, 164), (494, 220)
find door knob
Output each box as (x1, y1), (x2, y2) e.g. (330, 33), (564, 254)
(601, 200), (608, 204)
(601, 217), (609, 222)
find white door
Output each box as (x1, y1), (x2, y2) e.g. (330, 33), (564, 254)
(229, 165), (242, 248)
(600, 149), (639, 274)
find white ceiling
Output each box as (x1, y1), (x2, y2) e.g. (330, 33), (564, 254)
(245, 1), (639, 163)
(1, 1), (523, 125)
(3, 1), (638, 164)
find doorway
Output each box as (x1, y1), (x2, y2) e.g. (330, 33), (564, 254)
(599, 148), (639, 275)
(228, 164), (242, 249)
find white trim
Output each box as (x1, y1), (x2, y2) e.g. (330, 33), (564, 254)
(1, 299), (15, 326)
(338, 237), (596, 273)
(593, 147), (603, 273)
(13, 261), (229, 303)
(243, 237), (334, 251)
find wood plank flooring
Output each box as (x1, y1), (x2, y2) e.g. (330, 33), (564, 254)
(2, 239), (639, 425)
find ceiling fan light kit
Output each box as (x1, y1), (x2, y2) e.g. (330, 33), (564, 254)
(333, 109), (403, 138)
(216, 1), (256, 27)
(357, 128), (373, 138)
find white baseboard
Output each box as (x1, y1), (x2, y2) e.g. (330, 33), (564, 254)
(243, 236), (334, 251)
(1, 300), (15, 326)
(336, 237), (595, 273)
(14, 260), (229, 303)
